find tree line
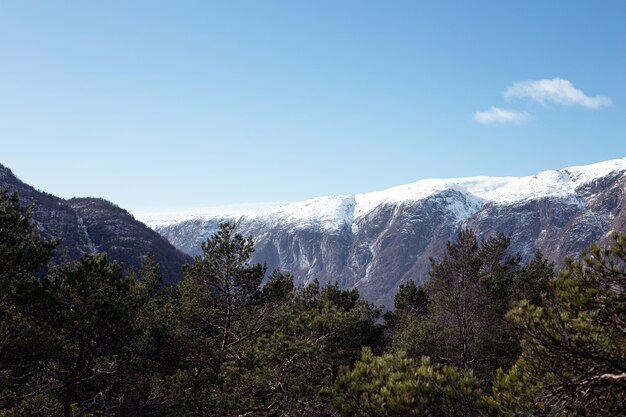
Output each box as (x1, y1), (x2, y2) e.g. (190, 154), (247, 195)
(1, 188), (624, 416)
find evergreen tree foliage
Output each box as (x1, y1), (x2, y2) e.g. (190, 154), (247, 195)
(181, 222), (275, 362)
(333, 347), (481, 417)
(394, 281), (429, 317)
(117, 255), (186, 414)
(37, 254), (135, 416)
(2, 199), (621, 417)
(387, 282), (430, 358)
(0, 188), (56, 286)
(483, 233), (626, 416)
(212, 279), (384, 417)
(0, 188), (56, 414)
(177, 222), (295, 416)
(424, 229), (520, 383)
(510, 251), (554, 306)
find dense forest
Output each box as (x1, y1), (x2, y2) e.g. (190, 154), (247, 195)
(1, 187), (625, 417)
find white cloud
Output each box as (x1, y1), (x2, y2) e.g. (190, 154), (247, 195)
(503, 78), (612, 109)
(473, 107), (530, 125)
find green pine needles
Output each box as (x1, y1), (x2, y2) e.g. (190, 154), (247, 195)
(1, 190), (624, 416)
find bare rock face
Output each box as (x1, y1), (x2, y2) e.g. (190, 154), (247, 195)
(467, 169), (625, 266)
(342, 189), (482, 305)
(466, 198), (584, 261)
(1, 164), (190, 283)
(149, 158), (626, 308)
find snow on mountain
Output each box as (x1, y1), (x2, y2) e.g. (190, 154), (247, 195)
(136, 202), (288, 228)
(565, 157), (626, 185)
(141, 157), (626, 307)
(139, 157), (626, 230)
(243, 196), (355, 231)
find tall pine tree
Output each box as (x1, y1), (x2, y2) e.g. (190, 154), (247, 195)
(423, 229), (520, 383)
(0, 188), (56, 414)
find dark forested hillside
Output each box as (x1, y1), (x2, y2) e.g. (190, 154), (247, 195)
(0, 163), (190, 282)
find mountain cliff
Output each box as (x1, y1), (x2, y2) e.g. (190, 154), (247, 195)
(145, 158), (626, 307)
(0, 164), (190, 282)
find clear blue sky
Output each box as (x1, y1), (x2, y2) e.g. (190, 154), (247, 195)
(1, 1), (624, 213)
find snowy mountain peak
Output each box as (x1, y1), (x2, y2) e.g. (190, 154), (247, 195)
(242, 195), (356, 231)
(146, 157), (626, 307)
(138, 157), (626, 230)
(564, 157), (626, 185)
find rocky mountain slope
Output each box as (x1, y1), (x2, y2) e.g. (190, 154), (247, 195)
(0, 164), (190, 283)
(145, 158), (626, 307)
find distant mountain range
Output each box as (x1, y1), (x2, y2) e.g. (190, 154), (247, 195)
(3, 158), (624, 307)
(0, 163), (190, 282)
(142, 158), (626, 307)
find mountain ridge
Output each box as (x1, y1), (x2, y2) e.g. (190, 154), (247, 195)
(0, 163), (190, 282)
(146, 157), (626, 307)
(141, 157), (626, 229)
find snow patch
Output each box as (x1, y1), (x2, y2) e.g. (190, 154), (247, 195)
(77, 217), (98, 254)
(565, 157), (626, 186)
(136, 202), (288, 228)
(138, 157), (626, 233)
(242, 195), (356, 231)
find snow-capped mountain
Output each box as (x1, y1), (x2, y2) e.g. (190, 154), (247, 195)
(144, 158), (626, 307)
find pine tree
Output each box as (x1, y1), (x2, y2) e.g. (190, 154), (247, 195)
(511, 251), (553, 306)
(484, 234), (626, 416)
(116, 255), (185, 415)
(333, 347), (481, 417)
(178, 222), (294, 416)
(36, 254), (135, 417)
(0, 188), (56, 414)
(423, 229), (520, 383)
(394, 281), (428, 317)
(181, 222), (268, 361)
(387, 281), (430, 358)
(256, 281), (384, 416)
(0, 188), (56, 288)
